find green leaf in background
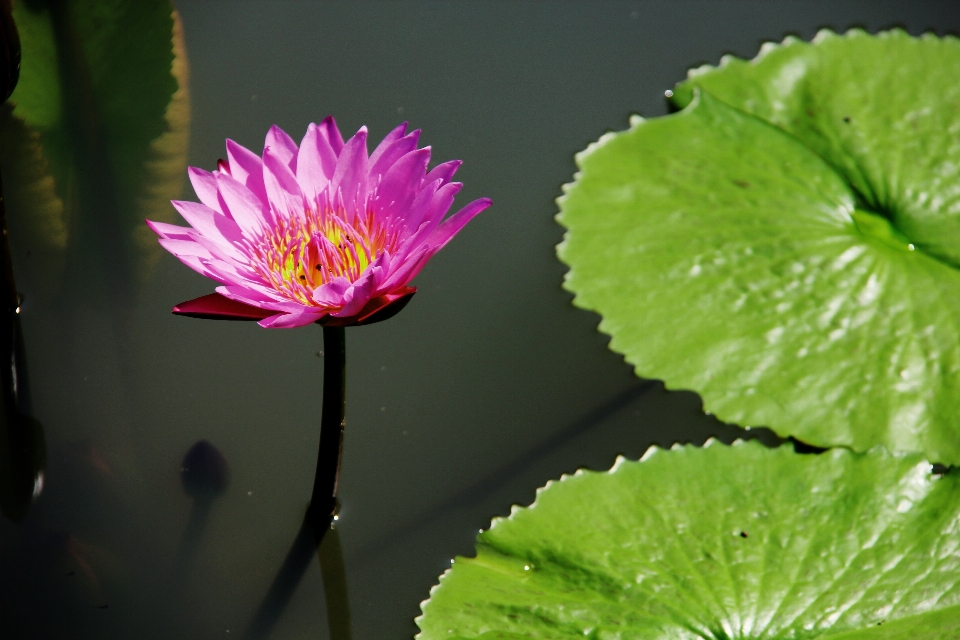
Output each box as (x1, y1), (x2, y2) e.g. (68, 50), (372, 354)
(6, 0), (188, 289)
(557, 31), (960, 464)
(417, 440), (960, 639)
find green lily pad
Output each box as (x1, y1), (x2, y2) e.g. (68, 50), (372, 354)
(417, 440), (960, 639)
(556, 31), (960, 463)
(9, 0), (188, 287)
(672, 30), (960, 270)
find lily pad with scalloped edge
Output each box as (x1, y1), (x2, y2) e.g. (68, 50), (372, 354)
(557, 31), (960, 464)
(416, 440), (960, 639)
(671, 30), (960, 270)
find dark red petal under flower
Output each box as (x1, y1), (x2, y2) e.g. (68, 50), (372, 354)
(172, 287), (416, 327)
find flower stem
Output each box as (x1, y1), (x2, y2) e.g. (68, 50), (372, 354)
(309, 325), (346, 528)
(243, 329), (350, 639)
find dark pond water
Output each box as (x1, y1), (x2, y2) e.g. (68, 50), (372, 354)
(2, 1), (959, 638)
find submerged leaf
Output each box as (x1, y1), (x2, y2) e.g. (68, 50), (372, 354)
(130, 9), (189, 282)
(0, 103), (66, 285)
(8, 0), (188, 289)
(557, 31), (960, 463)
(418, 441), (960, 639)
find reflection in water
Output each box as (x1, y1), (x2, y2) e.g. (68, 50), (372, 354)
(155, 440), (231, 638)
(4, 0), (190, 531)
(318, 523), (352, 640)
(0, 2), (45, 524)
(46, 0), (132, 298)
(0, 293), (45, 523)
(350, 381), (785, 571)
(0, 0), (19, 95)
(169, 440), (229, 588)
(350, 381), (657, 565)
(246, 325), (352, 639)
(0, 2), (189, 628)
(23, 0), (190, 296)
(244, 512), (352, 640)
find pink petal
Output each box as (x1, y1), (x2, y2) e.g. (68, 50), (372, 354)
(146, 219), (193, 241)
(376, 179), (469, 270)
(377, 244), (428, 292)
(158, 237), (214, 260)
(330, 127), (369, 211)
(216, 284), (292, 307)
(424, 160), (461, 186)
(318, 116), (344, 156)
(395, 180), (441, 243)
(399, 181), (462, 249)
(368, 122), (408, 169)
(259, 309), (327, 329)
(264, 125), (299, 172)
(263, 147), (305, 219)
(427, 197), (493, 251)
(322, 287), (416, 327)
(170, 253), (228, 283)
(333, 252), (388, 317)
(334, 278), (376, 318)
(373, 147), (431, 224)
(422, 182), (463, 228)
(189, 230), (247, 265)
(171, 201), (247, 259)
(297, 123), (337, 202)
(312, 277), (351, 306)
(389, 219), (431, 266)
(188, 168), (224, 214)
(387, 245), (435, 287)
(205, 261), (279, 296)
(369, 129), (421, 181)
(215, 172), (270, 236)
(226, 139), (268, 202)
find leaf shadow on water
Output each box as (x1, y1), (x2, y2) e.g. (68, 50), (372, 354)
(350, 378), (784, 574)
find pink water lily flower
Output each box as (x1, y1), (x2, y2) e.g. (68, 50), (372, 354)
(148, 118), (491, 328)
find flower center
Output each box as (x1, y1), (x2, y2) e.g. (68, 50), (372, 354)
(247, 208), (396, 306)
